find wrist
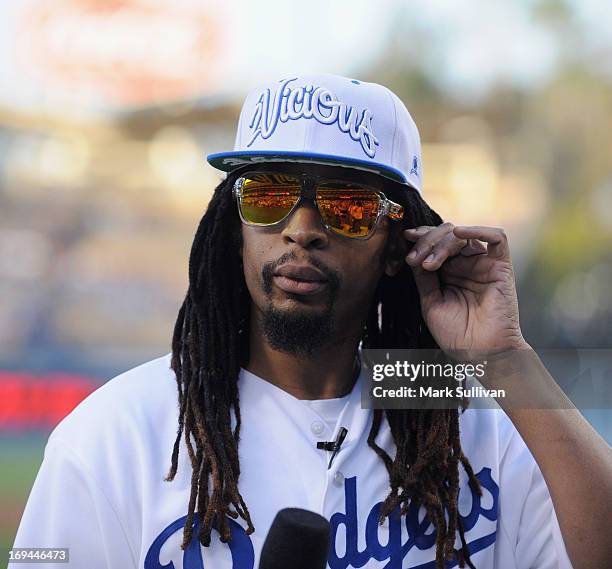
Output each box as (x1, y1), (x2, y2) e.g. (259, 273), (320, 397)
(483, 346), (573, 410)
(492, 334), (531, 355)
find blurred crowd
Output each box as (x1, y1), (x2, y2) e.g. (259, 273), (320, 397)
(0, 0), (609, 390)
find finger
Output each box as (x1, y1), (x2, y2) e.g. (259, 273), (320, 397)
(460, 238), (488, 256)
(441, 254), (496, 282)
(404, 222), (455, 266)
(453, 226), (510, 259)
(420, 232), (468, 271)
(403, 226), (434, 242)
(410, 264), (442, 309)
(419, 233), (487, 271)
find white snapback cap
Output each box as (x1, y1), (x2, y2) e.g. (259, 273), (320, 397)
(207, 74), (423, 193)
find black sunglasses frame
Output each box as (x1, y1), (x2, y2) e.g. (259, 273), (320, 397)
(231, 168), (404, 240)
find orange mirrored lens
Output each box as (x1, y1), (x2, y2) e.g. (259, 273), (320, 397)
(239, 173), (301, 224)
(317, 185), (380, 238)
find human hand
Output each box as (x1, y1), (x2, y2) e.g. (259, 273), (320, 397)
(403, 223), (529, 357)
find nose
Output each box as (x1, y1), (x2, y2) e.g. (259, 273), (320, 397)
(281, 201), (330, 249)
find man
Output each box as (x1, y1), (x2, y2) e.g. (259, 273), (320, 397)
(348, 201), (364, 233)
(10, 75), (612, 569)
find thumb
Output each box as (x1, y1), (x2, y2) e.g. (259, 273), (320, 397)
(410, 264), (441, 311)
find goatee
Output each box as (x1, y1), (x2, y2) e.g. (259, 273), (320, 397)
(261, 253), (340, 357)
(261, 306), (334, 357)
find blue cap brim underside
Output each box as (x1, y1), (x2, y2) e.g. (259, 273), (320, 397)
(206, 150), (411, 186)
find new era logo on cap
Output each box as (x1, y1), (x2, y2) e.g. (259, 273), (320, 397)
(207, 74), (423, 193)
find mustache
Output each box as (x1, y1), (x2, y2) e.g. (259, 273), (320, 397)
(262, 252), (341, 296)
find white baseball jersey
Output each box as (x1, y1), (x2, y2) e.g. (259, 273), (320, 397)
(10, 353), (574, 568)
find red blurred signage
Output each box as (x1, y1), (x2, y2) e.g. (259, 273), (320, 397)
(0, 371), (99, 431)
(17, 0), (229, 107)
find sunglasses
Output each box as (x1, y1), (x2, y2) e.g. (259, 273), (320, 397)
(232, 170), (404, 239)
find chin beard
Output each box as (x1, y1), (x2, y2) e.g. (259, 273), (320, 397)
(259, 252), (341, 356)
(261, 305), (334, 357)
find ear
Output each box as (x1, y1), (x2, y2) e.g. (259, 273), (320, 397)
(383, 226), (408, 277)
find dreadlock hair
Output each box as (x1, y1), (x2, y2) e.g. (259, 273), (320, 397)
(166, 174), (482, 569)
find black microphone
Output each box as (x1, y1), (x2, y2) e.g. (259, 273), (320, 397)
(258, 508), (330, 569)
(317, 427), (348, 469)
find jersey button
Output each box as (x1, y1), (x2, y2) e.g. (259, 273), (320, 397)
(310, 421), (325, 436)
(333, 471), (345, 487)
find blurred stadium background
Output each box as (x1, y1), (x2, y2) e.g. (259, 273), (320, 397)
(1, 0), (610, 556)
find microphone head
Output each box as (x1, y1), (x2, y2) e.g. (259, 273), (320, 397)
(258, 508), (330, 569)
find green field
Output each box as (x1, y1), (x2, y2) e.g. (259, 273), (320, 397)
(0, 437), (46, 566)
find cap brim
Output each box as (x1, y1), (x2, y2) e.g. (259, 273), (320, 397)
(207, 150), (410, 185)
